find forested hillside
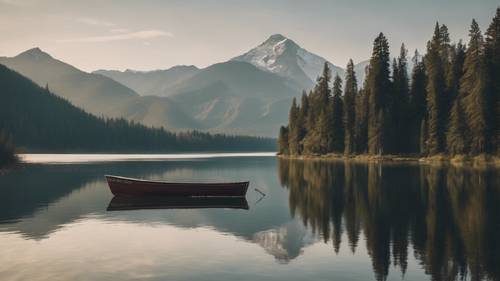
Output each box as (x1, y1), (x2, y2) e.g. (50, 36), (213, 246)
(279, 8), (500, 158)
(0, 64), (276, 152)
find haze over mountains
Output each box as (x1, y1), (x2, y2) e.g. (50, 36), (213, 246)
(1, 34), (380, 137)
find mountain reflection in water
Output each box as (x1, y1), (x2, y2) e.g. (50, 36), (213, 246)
(0, 156), (498, 281)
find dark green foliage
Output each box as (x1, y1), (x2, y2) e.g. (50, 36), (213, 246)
(278, 126), (289, 154)
(343, 59), (357, 155)
(303, 63), (332, 154)
(0, 130), (17, 167)
(0, 65), (276, 152)
(485, 8), (500, 154)
(460, 20), (491, 154)
(331, 75), (344, 153)
(355, 87), (369, 154)
(392, 44), (411, 153)
(446, 96), (467, 154)
(367, 33), (392, 155)
(278, 8), (500, 157)
(446, 42), (466, 108)
(424, 23), (448, 155)
(287, 97), (301, 154)
(409, 50), (427, 153)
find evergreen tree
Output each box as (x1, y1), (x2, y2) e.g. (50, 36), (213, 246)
(460, 19), (491, 154)
(409, 50), (427, 154)
(424, 23), (448, 155)
(446, 96), (467, 154)
(288, 97), (300, 154)
(485, 8), (500, 154)
(344, 59), (358, 155)
(331, 74), (345, 153)
(392, 44), (410, 153)
(355, 87), (369, 154)
(303, 63), (332, 154)
(317, 62), (332, 108)
(278, 126), (289, 154)
(367, 33), (392, 155)
(446, 42), (466, 109)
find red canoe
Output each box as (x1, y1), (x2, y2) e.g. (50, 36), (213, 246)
(105, 175), (249, 197)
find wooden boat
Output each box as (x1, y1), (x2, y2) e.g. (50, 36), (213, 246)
(106, 196), (249, 211)
(105, 175), (249, 197)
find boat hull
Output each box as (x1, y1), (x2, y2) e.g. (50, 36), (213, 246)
(105, 175), (249, 197)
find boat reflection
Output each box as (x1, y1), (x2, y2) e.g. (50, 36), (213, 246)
(107, 196), (249, 211)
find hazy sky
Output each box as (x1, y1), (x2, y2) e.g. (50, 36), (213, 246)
(0, 0), (498, 72)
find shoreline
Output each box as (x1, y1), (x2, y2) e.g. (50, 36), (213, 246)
(278, 153), (500, 168)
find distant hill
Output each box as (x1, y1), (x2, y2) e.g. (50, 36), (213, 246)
(168, 61), (298, 136)
(0, 48), (199, 131)
(0, 48), (138, 115)
(0, 64), (276, 152)
(94, 65), (200, 97)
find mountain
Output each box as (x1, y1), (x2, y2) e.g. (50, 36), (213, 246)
(93, 65), (200, 97)
(2, 37), (390, 138)
(0, 64), (276, 152)
(0, 48), (138, 115)
(96, 59), (301, 136)
(0, 48), (199, 131)
(232, 34), (345, 90)
(167, 61), (299, 136)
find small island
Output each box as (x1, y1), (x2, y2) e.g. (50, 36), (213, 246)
(278, 10), (500, 167)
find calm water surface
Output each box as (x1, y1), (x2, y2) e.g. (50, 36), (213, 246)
(0, 154), (499, 281)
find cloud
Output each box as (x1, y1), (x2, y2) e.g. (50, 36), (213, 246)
(60, 30), (173, 43)
(110, 28), (129, 33)
(77, 17), (116, 27)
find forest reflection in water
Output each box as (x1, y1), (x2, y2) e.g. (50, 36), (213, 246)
(278, 159), (500, 281)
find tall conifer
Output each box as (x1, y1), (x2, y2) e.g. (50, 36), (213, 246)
(424, 23), (447, 155)
(485, 8), (500, 154)
(367, 33), (392, 155)
(344, 59), (358, 155)
(460, 19), (491, 154)
(331, 74), (345, 153)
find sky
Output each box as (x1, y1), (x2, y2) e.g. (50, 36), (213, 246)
(0, 0), (498, 72)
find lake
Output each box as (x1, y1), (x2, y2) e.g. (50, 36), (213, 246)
(0, 154), (499, 281)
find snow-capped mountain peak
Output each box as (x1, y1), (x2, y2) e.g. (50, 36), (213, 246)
(232, 34), (344, 89)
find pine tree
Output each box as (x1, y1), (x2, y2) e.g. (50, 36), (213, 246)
(424, 23), (447, 155)
(392, 44), (410, 153)
(446, 96), (467, 154)
(355, 87), (369, 154)
(409, 50), (427, 154)
(367, 33), (392, 155)
(278, 126), (289, 154)
(344, 59), (358, 155)
(288, 97), (300, 154)
(460, 19), (491, 154)
(331, 74), (345, 153)
(317, 62), (332, 108)
(304, 63), (332, 154)
(447, 42), (466, 105)
(485, 8), (500, 155)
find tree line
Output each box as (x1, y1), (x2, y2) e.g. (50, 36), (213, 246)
(279, 8), (500, 157)
(0, 64), (276, 153)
